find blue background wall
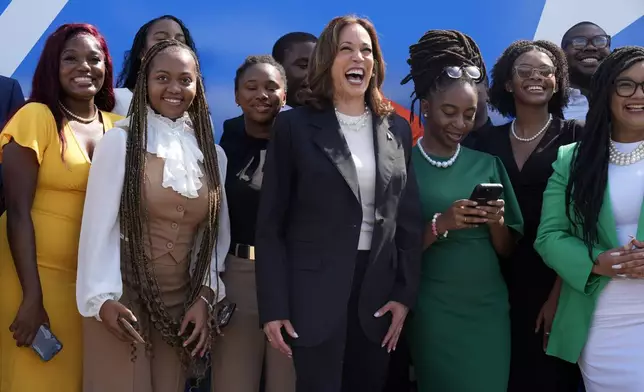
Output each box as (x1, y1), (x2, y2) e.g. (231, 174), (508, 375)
(1, 0), (643, 137)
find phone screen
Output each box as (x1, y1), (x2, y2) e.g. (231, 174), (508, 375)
(31, 324), (63, 362)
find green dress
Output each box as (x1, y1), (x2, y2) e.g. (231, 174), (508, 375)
(408, 145), (523, 392)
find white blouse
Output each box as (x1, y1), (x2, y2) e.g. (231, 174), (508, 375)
(76, 108), (231, 320)
(113, 88), (133, 116)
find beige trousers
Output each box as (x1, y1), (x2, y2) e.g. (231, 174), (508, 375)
(211, 255), (295, 392)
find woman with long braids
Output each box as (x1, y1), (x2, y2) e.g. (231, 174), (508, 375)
(475, 40), (583, 391)
(401, 30), (523, 391)
(535, 46), (644, 391)
(76, 39), (229, 392)
(0, 23), (119, 392)
(113, 15), (198, 116)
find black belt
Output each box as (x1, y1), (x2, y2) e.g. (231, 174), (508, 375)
(229, 243), (255, 260)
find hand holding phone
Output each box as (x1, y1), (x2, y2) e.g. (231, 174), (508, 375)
(31, 324), (63, 362)
(99, 300), (143, 343)
(469, 183), (505, 226)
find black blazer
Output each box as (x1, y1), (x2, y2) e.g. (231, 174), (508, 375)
(255, 105), (423, 347)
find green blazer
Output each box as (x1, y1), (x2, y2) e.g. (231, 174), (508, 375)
(534, 142), (633, 364)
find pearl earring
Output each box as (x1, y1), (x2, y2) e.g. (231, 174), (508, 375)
(423, 113), (428, 118)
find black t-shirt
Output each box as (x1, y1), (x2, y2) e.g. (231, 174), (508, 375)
(219, 116), (269, 246)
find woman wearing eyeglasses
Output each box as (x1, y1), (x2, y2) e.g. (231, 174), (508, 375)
(474, 40), (584, 392)
(401, 30), (523, 392)
(534, 46), (644, 392)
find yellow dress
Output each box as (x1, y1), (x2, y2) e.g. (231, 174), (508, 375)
(0, 103), (122, 392)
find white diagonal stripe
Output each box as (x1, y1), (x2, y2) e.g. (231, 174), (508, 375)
(534, 0), (644, 44)
(0, 0), (69, 76)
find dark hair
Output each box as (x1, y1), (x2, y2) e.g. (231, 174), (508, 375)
(561, 21), (606, 47)
(272, 32), (318, 64)
(566, 46), (644, 258)
(28, 23), (114, 158)
(305, 15), (393, 117)
(120, 39), (221, 377)
(116, 15), (197, 90)
(234, 55), (287, 92)
(401, 29), (485, 122)
(488, 40), (569, 118)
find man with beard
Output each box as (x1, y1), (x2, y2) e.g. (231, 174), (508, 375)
(560, 21), (611, 120)
(272, 32), (317, 110)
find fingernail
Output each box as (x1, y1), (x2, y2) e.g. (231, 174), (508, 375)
(374, 312), (380, 317)
(610, 252), (621, 257)
(293, 332), (299, 338)
(612, 264), (622, 270)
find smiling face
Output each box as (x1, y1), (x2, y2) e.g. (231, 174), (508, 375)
(330, 23), (374, 103)
(422, 81), (478, 152)
(236, 63), (286, 124)
(144, 18), (186, 55)
(282, 41), (316, 107)
(147, 48), (197, 120)
(507, 50), (557, 109)
(611, 60), (644, 134)
(59, 33), (106, 101)
(564, 24), (610, 78)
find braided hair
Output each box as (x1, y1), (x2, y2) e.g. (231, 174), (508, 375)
(488, 40), (569, 118)
(566, 46), (644, 258)
(401, 29), (486, 122)
(120, 39), (221, 376)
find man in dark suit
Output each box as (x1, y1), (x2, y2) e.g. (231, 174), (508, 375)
(0, 75), (25, 214)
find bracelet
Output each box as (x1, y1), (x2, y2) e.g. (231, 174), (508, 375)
(432, 213), (448, 239)
(200, 295), (214, 312)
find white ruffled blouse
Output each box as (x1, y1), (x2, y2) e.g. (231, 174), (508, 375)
(76, 108), (231, 320)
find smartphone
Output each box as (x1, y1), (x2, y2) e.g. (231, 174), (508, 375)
(469, 183), (504, 204)
(118, 317), (145, 344)
(31, 324), (63, 362)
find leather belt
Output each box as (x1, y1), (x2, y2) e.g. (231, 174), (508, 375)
(229, 243), (255, 261)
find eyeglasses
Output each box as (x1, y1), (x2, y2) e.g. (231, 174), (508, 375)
(443, 65), (482, 82)
(614, 79), (644, 98)
(513, 65), (556, 79)
(565, 35), (611, 50)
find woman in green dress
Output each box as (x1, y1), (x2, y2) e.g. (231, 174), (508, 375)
(400, 30), (524, 391)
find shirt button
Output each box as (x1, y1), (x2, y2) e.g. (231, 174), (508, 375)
(177, 205), (184, 212)
(171, 222), (178, 230)
(166, 242), (174, 249)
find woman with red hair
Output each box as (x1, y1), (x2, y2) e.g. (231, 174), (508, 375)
(0, 23), (121, 391)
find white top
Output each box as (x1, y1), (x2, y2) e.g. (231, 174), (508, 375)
(563, 88), (589, 121)
(336, 110), (376, 250)
(595, 141), (644, 317)
(281, 104), (292, 112)
(113, 87), (133, 116)
(76, 107), (231, 320)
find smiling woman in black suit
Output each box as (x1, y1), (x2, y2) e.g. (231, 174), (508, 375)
(254, 14), (423, 392)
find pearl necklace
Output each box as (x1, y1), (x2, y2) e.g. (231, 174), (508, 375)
(417, 136), (461, 168)
(511, 114), (552, 142)
(609, 139), (644, 166)
(59, 102), (99, 123)
(335, 106), (369, 130)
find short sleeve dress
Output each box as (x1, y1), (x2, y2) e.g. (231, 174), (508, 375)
(407, 145), (523, 392)
(0, 103), (121, 392)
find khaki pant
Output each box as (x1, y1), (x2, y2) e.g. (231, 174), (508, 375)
(211, 255), (295, 392)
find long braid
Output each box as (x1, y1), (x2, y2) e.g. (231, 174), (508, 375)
(566, 46), (644, 259)
(120, 39), (221, 377)
(401, 29), (486, 122)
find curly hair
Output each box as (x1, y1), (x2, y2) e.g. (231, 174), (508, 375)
(488, 40), (570, 118)
(566, 46), (644, 259)
(400, 29), (486, 122)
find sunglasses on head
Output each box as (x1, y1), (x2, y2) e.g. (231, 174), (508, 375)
(513, 65), (556, 79)
(615, 79), (644, 98)
(566, 35), (611, 50)
(443, 65), (482, 82)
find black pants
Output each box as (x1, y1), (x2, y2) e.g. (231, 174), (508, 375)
(291, 251), (390, 392)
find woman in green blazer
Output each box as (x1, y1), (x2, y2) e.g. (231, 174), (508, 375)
(535, 46), (644, 392)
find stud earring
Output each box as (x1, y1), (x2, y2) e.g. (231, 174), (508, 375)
(423, 113), (428, 118)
